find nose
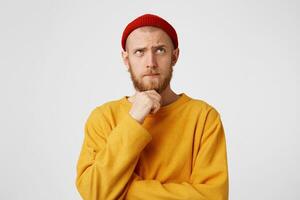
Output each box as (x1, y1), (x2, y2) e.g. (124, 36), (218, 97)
(146, 51), (157, 69)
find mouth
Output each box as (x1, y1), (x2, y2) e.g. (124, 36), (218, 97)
(144, 73), (160, 77)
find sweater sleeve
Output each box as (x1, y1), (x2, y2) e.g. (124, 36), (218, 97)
(75, 108), (152, 200)
(125, 108), (229, 200)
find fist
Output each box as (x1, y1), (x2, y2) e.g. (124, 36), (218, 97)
(128, 90), (162, 123)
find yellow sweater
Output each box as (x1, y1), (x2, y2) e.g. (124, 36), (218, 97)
(76, 93), (229, 200)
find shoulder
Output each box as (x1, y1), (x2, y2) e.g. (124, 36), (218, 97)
(84, 98), (124, 133)
(86, 97), (124, 123)
(187, 97), (224, 135)
(187, 95), (220, 117)
(90, 97), (123, 115)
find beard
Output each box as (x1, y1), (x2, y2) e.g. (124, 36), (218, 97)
(128, 64), (173, 94)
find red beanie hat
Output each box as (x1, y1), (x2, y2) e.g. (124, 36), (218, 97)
(121, 13), (178, 51)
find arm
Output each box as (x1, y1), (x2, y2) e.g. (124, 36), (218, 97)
(125, 108), (229, 200)
(75, 108), (152, 200)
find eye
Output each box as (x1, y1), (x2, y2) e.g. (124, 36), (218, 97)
(134, 50), (144, 56)
(156, 47), (166, 54)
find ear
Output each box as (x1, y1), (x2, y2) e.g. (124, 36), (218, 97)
(121, 50), (129, 71)
(171, 48), (180, 66)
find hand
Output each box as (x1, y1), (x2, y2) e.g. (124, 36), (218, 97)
(129, 90), (162, 124)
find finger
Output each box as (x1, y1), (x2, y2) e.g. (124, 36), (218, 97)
(147, 93), (161, 104)
(151, 101), (161, 114)
(145, 91), (162, 104)
(148, 95), (162, 107)
(145, 89), (160, 96)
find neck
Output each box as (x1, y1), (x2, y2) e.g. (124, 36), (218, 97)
(157, 85), (179, 106)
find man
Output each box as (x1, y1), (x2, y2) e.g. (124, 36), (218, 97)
(76, 13), (229, 200)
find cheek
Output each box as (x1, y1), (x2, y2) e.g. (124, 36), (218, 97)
(129, 64), (143, 77)
(128, 58), (140, 70)
(158, 55), (172, 65)
(129, 57), (145, 69)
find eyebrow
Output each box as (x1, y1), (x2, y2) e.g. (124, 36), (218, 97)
(132, 44), (167, 52)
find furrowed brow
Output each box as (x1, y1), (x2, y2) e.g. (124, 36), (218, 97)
(132, 47), (147, 52)
(153, 44), (167, 49)
(132, 44), (167, 52)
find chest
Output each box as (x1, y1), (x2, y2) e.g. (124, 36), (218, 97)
(135, 115), (200, 182)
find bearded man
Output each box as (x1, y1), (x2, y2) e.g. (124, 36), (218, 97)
(76, 13), (229, 200)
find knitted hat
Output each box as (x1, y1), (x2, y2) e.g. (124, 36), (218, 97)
(121, 14), (178, 51)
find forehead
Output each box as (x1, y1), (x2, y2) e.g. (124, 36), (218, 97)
(126, 26), (173, 49)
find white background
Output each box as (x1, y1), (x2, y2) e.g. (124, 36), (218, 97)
(0, 0), (299, 199)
